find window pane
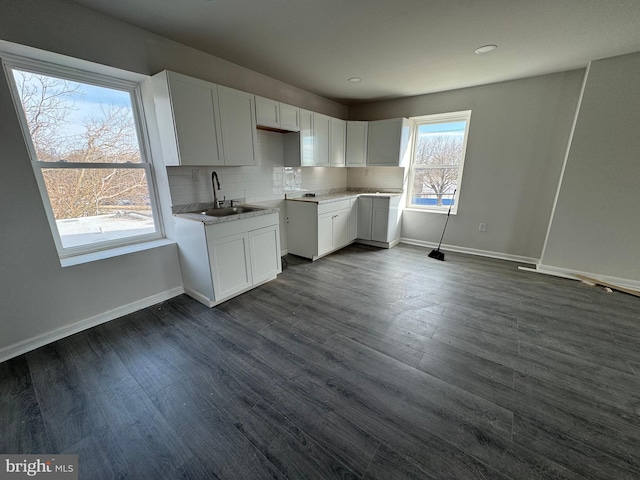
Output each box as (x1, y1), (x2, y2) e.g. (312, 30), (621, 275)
(42, 168), (155, 248)
(414, 121), (466, 166)
(411, 167), (458, 206)
(12, 70), (142, 163)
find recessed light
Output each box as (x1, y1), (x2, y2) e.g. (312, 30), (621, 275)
(475, 44), (497, 54)
(347, 77), (362, 83)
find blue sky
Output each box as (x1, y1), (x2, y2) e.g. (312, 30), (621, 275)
(14, 69), (135, 142)
(418, 121), (466, 136)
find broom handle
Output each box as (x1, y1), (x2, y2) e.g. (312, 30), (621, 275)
(436, 189), (456, 250)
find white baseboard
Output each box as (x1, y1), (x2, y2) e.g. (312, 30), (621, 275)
(532, 263), (640, 291)
(355, 238), (398, 249)
(0, 286), (184, 364)
(399, 238), (539, 265)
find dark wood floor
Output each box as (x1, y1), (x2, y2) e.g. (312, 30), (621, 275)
(2, 243), (639, 479)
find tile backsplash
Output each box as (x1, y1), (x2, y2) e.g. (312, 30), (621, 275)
(347, 166), (404, 191)
(166, 129), (403, 206)
(167, 130), (288, 205)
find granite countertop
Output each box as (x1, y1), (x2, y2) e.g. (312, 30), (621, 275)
(173, 202), (279, 225)
(286, 191), (402, 204)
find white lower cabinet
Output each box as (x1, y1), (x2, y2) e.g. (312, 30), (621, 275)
(318, 209), (350, 257)
(348, 197), (358, 242)
(175, 213), (281, 307)
(249, 226), (281, 284)
(286, 198), (355, 261)
(357, 195), (402, 247)
(208, 232), (252, 300)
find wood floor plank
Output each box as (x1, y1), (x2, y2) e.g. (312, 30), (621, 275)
(513, 413), (640, 480)
(2, 243), (638, 479)
(61, 425), (130, 480)
(236, 401), (359, 479)
(266, 374), (381, 476)
(27, 351), (107, 452)
(363, 442), (444, 480)
(513, 370), (640, 434)
(151, 380), (284, 480)
(0, 356), (50, 454)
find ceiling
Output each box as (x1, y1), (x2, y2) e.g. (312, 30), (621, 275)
(69, 0), (640, 105)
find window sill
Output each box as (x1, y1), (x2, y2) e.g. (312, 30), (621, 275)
(59, 238), (176, 267)
(403, 207), (458, 215)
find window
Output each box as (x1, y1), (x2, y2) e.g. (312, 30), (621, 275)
(4, 59), (162, 258)
(407, 110), (471, 214)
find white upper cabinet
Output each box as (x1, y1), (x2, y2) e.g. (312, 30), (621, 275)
(255, 96), (280, 129)
(367, 118), (412, 167)
(299, 109), (314, 165)
(151, 71), (257, 166)
(151, 71), (223, 166)
(284, 108), (314, 166)
(346, 121), (368, 167)
(279, 103), (300, 131)
(285, 112), (347, 167)
(313, 113), (330, 166)
(330, 118), (346, 167)
(255, 96), (300, 132)
(217, 85), (258, 166)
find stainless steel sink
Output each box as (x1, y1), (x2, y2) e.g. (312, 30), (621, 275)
(195, 206), (262, 217)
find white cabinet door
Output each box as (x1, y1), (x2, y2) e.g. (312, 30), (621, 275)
(346, 121), (368, 167)
(357, 196), (373, 240)
(333, 210), (350, 249)
(317, 213), (334, 256)
(330, 118), (346, 167)
(300, 109), (314, 166)
(280, 103), (300, 131)
(209, 232), (252, 300)
(248, 225), (281, 284)
(217, 86), (257, 166)
(372, 199), (390, 242)
(367, 118), (411, 166)
(153, 71), (224, 166)
(313, 113), (330, 166)
(255, 96), (279, 128)
(318, 210), (349, 255)
(348, 197), (358, 242)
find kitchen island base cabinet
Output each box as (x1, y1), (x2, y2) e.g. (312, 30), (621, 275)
(175, 213), (281, 307)
(286, 199), (354, 261)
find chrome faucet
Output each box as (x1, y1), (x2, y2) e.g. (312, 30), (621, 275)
(211, 171), (221, 208)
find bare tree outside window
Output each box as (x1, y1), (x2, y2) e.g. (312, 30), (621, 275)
(413, 134), (462, 206)
(9, 67), (158, 251)
(408, 114), (470, 212)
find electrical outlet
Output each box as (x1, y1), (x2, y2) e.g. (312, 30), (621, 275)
(479, 223), (487, 232)
(192, 169), (200, 183)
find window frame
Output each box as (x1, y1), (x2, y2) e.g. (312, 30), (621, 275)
(406, 110), (472, 214)
(2, 55), (165, 259)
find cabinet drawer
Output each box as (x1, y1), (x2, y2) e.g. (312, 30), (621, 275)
(205, 213), (278, 241)
(318, 199), (350, 215)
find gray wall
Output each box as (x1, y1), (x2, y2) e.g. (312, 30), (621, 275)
(541, 52), (640, 282)
(0, 0), (346, 360)
(350, 71), (585, 260)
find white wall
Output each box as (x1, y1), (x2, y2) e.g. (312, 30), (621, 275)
(0, 0), (346, 360)
(540, 52), (640, 284)
(349, 71), (585, 261)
